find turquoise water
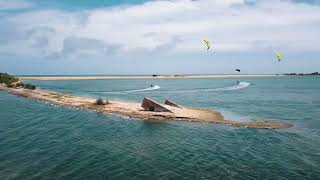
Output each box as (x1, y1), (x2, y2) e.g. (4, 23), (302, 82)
(30, 0), (150, 10)
(1, 77), (320, 179)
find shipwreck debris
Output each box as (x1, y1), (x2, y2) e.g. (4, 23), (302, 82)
(141, 97), (173, 112)
(164, 99), (182, 108)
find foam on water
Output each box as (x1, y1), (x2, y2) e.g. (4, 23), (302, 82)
(211, 82), (250, 91)
(164, 82), (251, 94)
(123, 85), (160, 92)
(103, 85), (160, 94)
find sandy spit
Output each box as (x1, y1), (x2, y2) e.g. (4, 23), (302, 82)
(0, 85), (292, 129)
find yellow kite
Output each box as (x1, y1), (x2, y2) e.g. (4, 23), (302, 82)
(275, 53), (282, 62)
(203, 39), (211, 51)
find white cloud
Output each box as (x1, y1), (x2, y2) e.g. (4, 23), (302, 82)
(1, 0), (320, 57)
(0, 0), (33, 10)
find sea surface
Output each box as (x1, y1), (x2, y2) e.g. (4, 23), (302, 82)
(0, 76), (320, 179)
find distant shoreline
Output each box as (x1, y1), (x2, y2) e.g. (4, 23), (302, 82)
(19, 74), (284, 80)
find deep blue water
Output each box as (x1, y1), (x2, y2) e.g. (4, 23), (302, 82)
(0, 77), (320, 179)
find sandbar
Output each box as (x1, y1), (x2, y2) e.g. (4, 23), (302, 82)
(0, 84), (292, 129)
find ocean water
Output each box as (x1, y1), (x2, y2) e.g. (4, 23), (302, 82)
(31, 0), (150, 10)
(0, 76), (320, 179)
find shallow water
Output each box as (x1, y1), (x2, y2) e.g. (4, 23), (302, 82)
(1, 76), (320, 179)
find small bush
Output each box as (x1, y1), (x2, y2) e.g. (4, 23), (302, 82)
(24, 83), (36, 90)
(95, 98), (105, 105)
(95, 98), (110, 105)
(16, 82), (24, 88)
(6, 83), (15, 88)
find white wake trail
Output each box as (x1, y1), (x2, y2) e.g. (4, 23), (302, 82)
(122, 85), (160, 93)
(210, 82), (250, 91)
(165, 82), (251, 93)
(103, 85), (160, 94)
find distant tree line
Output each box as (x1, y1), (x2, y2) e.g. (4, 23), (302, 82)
(284, 72), (319, 76)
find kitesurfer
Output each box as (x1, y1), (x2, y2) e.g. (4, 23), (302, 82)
(275, 53), (282, 62)
(203, 39), (211, 51)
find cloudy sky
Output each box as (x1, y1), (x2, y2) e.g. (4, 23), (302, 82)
(0, 0), (319, 75)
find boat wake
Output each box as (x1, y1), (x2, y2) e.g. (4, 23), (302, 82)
(210, 82), (250, 91)
(122, 85), (160, 93)
(166, 82), (251, 93)
(102, 82), (249, 94)
(104, 85), (160, 94)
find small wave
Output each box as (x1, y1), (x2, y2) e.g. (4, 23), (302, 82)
(103, 85), (160, 94)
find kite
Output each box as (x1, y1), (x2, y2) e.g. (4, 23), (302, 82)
(203, 39), (211, 51)
(275, 53), (282, 62)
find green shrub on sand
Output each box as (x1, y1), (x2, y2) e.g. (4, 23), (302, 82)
(95, 98), (109, 105)
(0, 72), (19, 86)
(0, 72), (37, 90)
(23, 84), (36, 90)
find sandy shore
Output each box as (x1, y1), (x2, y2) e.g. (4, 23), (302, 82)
(0, 84), (292, 129)
(18, 74), (283, 80)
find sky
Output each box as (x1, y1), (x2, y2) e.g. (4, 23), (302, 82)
(0, 0), (319, 75)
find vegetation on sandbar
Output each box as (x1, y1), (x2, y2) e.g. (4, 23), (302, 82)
(0, 73), (19, 86)
(0, 72), (36, 90)
(95, 98), (109, 105)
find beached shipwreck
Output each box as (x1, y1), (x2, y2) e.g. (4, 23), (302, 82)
(141, 97), (173, 112)
(0, 84), (292, 129)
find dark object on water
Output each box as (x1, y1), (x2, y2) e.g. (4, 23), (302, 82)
(235, 69), (241, 72)
(141, 97), (172, 112)
(165, 99), (182, 108)
(152, 74), (158, 77)
(150, 84), (154, 87)
(235, 81), (240, 85)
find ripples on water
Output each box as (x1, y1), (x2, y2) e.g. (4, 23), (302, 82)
(0, 77), (320, 179)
